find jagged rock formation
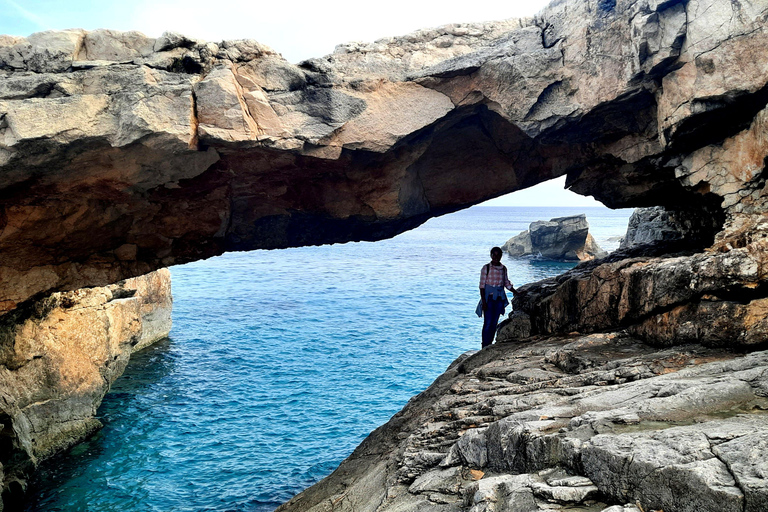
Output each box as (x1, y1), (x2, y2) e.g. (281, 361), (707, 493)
(0, 270), (171, 509)
(277, 336), (768, 512)
(268, 0), (768, 510)
(620, 206), (704, 249)
(506, 236), (768, 347)
(0, 0), (766, 316)
(502, 214), (606, 261)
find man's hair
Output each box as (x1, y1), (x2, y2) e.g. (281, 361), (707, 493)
(490, 246), (502, 256)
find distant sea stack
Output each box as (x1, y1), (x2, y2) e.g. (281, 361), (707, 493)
(502, 214), (607, 261)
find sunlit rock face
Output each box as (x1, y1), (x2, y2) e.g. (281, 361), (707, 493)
(0, 269), (171, 508)
(278, 336), (768, 512)
(1, 0), (766, 315)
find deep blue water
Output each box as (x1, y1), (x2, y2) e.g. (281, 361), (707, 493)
(26, 206), (632, 512)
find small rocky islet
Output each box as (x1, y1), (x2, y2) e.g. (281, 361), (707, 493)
(501, 213), (607, 261)
(2, 0), (768, 510)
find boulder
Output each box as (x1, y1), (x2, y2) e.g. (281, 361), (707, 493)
(502, 214), (607, 261)
(620, 206), (709, 250)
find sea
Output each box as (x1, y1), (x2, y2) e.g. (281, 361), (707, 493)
(24, 206), (633, 512)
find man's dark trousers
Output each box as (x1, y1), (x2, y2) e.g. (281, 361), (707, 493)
(482, 298), (505, 347)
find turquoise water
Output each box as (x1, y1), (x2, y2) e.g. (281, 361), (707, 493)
(25, 206), (632, 512)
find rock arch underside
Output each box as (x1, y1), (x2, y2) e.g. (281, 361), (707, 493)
(3, 0), (768, 510)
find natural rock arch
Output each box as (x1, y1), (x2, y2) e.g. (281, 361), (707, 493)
(3, 0), (768, 509)
(3, 0), (766, 316)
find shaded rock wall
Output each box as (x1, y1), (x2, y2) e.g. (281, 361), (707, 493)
(619, 206), (702, 250)
(0, 269), (171, 509)
(0, 0), (767, 316)
(1, 0), (768, 511)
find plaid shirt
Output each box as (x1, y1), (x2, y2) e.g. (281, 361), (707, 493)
(479, 264), (513, 290)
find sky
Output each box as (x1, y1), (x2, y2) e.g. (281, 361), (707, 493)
(1, 0), (605, 207)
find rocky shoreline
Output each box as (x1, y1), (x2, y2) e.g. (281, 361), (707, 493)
(0, 270), (172, 509)
(277, 334), (768, 512)
(1, 0), (768, 508)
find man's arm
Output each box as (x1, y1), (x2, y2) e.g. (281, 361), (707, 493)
(504, 267), (516, 294)
(480, 265), (487, 310)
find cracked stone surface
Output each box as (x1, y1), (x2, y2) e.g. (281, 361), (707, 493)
(505, 239), (768, 347)
(277, 334), (768, 512)
(1, 0), (768, 315)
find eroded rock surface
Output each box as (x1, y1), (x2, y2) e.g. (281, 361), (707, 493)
(2, 0), (768, 510)
(1, 0), (768, 316)
(277, 335), (768, 512)
(0, 269), (171, 508)
(502, 214), (606, 261)
(619, 206), (717, 249)
(508, 223), (768, 347)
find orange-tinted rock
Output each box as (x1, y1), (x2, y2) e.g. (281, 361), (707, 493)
(0, 269), (171, 501)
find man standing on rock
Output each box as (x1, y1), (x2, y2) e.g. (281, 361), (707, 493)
(477, 247), (517, 348)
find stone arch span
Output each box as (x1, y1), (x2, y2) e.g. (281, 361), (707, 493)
(3, 0), (768, 508)
(4, 0), (765, 313)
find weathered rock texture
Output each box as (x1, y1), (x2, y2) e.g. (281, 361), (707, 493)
(0, 0), (767, 316)
(620, 206), (705, 250)
(0, 269), (171, 509)
(508, 231), (768, 347)
(277, 335), (768, 512)
(2, 0), (768, 510)
(502, 214), (607, 261)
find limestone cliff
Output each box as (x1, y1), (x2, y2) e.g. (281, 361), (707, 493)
(0, 270), (171, 509)
(1, 0), (768, 510)
(267, 0), (768, 510)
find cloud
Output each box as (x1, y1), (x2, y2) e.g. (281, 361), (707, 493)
(4, 0), (48, 30)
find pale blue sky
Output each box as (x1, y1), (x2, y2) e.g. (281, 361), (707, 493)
(1, 0), (606, 207)
(484, 176), (603, 207)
